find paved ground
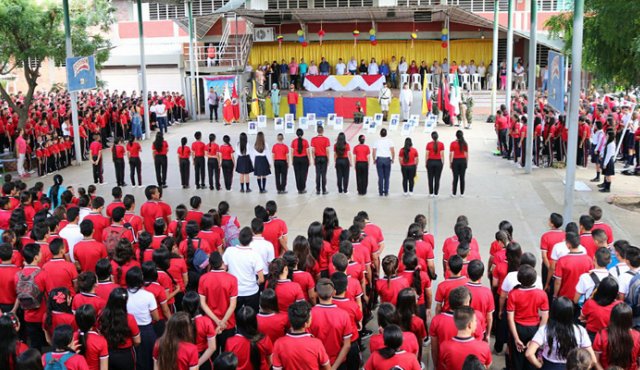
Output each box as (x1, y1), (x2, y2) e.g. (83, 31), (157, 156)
(23, 115), (640, 369)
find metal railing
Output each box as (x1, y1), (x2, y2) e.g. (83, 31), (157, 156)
(183, 20), (254, 71)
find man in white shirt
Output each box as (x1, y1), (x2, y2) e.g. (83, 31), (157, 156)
(609, 241), (630, 279)
(617, 246), (640, 299)
(335, 58), (347, 75)
(574, 247), (612, 304)
(249, 218), (275, 271)
(223, 226), (265, 312)
(59, 207), (84, 263)
(372, 128), (395, 197)
(347, 57), (358, 75)
(368, 58), (379, 75)
(155, 99), (168, 133)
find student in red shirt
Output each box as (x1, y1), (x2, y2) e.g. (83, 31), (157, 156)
(331, 272), (363, 343)
(94, 259), (119, 302)
(439, 307), (492, 370)
(352, 135), (371, 195)
(141, 186), (162, 233)
(465, 260), (495, 340)
(364, 325), (421, 370)
(225, 306), (273, 370)
(435, 256), (469, 313)
(553, 232), (594, 300)
(84, 197), (110, 243)
(153, 312), (199, 370)
(152, 133), (169, 188)
(369, 303), (419, 356)
(399, 252), (432, 327)
(206, 133), (222, 191)
(580, 277), (621, 340)
(399, 137), (418, 196)
(112, 137), (127, 187)
(0, 312), (29, 370)
(425, 131), (445, 197)
(272, 300), (331, 370)
(106, 187), (124, 218)
(333, 132), (352, 194)
(219, 135), (235, 191)
(310, 125), (331, 195)
(589, 205), (614, 244)
(72, 272), (107, 314)
(42, 325), (90, 370)
(267, 258), (305, 312)
(192, 131), (206, 189)
(268, 133), (291, 195)
(74, 304), (109, 370)
(42, 238), (78, 295)
(540, 212), (565, 286)
(89, 134), (103, 184)
(186, 196), (204, 225)
(593, 303), (640, 370)
(291, 129), (310, 194)
(42, 287), (76, 342)
(256, 288), (289, 344)
(181, 291), (217, 370)
(376, 255), (409, 306)
(74, 220), (107, 273)
(449, 130), (469, 197)
(0, 242), (20, 313)
(396, 288), (427, 359)
(177, 137), (192, 189)
(506, 265), (549, 370)
(111, 240), (141, 287)
(579, 215), (598, 258)
(126, 137), (143, 187)
(99, 288), (141, 369)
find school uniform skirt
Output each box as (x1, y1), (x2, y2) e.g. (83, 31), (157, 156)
(235, 154), (254, 174)
(603, 159), (615, 176)
(254, 155), (271, 176)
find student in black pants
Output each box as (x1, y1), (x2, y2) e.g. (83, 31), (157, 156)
(450, 130), (469, 197)
(192, 131), (206, 189)
(126, 138), (142, 187)
(334, 132), (352, 194)
(177, 137), (191, 189)
(272, 133), (289, 194)
(220, 135), (235, 191)
(152, 132), (168, 188)
(112, 137), (126, 187)
(291, 129), (309, 194)
(426, 131), (444, 197)
(353, 135), (370, 195)
(399, 137), (418, 196)
(206, 133), (221, 190)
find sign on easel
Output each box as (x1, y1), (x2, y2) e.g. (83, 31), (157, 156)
(424, 113), (437, 133)
(306, 113), (316, 123)
(410, 114), (420, 127)
(247, 121), (258, 134)
(285, 120), (295, 134)
(363, 116), (372, 131)
(257, 115), (267, 128)
(334, 117), (344, 130)
(299, 117), (309, 129)
(389, 114), (400, 131)
(401, 121), (412, 136)
(274, 117), (285, 130)
(327, 113), (336, 126)
(374, 113), (383, 127)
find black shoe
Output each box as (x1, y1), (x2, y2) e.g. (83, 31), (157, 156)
(599, 188), (610, 193)
(246, 188), (252, 193)
(299, 190), (307, 194)
(260, 190), (267, 194)
(316, 190), (321, 195)
(281, 190), (288, 194)
(209, 186), (214, 190)
(240, 189), (245, 193)
(590, 177), (600, 182)
(323, 191), (329, 195)
(597, 183), (606, 188)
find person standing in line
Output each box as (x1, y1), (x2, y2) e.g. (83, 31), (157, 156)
(192, 131), (206, 189)
(389, 56), (398, 88)
(207, 88), (219, 123)
(177, 137), (191, 189)
(156, 99), (168, 133)
(272, 133), (289, 194)
(89, 134), (104, 185)
(236, 132), (254, 193)
(287, 84), (299, 119)
(15, 129), (27, 178)
(270, 84), (280, 118)
(152, 132), (169, 189)
(599, 130), (616, 193)
(223, 227), (265, 313)
(279, 59), (288, 88)
(450, 130), (469, 197)
(112, 137), (127, 187)
(378, 82), (392, 122)
(334, 132), (352, 194)
(206, 134), (221, 191)
(400, 83), (413, 121)
(253, 131), (271, 193)
(288, 58), (299, 89)
(399, 137), (418, 196)
(127, 137), (142, 188)
(353, 135), (371, 196)
(426, 131), (445, 197)
(372, 129), (395, 197)
(291, 129), (310, 194)
(310, 125), (331, 195)
(220, 135), (235, 191)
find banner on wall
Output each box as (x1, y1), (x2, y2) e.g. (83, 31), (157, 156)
(66, 56), (97, 92)
(547, 51), (565, 113)
(205, 76), (236, 97)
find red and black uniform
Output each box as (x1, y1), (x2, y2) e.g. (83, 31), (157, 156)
(206, 141), (221, 190)
(177, 145), (191, 188)
(291, 137), (310, 193)
(152, 140), (169, 187)
(192, 140), (206, 188)
(272, 142), (289, 193)
(311, 135), (331, 194)
(399, 146), (418, 193)
(353, 143), (370, 195)
(126, 141), (142, 186)
(219, 143), (235, 191)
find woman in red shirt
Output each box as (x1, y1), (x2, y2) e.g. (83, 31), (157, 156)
(112, 137), (127, 187)
(75, 304), (109, 370)
(291, 129), (309, 194)
(449, 130), (469, 197)
(99, 288), (141, 370)
(126, 138), (142, 187)
(153, 312), (199, 370)
(364, 325), (421, 370)
(334, 132), (352, 194)
(376, 255), (410, 305)
(0, 312), (29, 370)
(152, 132), (169, 188)
(225, 306), (273, 370)
(219, 135), (235, 191)
(182, 291), (217, 370)
(593, 303), (640, 370)
(425, 131), (445, 197)
(353, 134), (371, 196)
(206, 133), (221, 191)
(177, 137), (191, 189)
(399, 138), (418, 196)
(579, 277), (620, 340)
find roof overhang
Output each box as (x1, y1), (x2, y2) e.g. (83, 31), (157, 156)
(174, 14), (223, 39)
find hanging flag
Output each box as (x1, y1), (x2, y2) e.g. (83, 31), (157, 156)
(449, 73), (461, 116)
(222, 83), (234, 123)
(250, 80), (259, 119)
(421, 71), (428, 116)
(232, 83), (240, 121)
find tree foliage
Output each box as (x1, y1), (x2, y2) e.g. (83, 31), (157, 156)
(545, 0), (640, 89)
(0, 0), (115, 128)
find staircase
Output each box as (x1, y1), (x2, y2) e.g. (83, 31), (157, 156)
(469, 89), (507, 116)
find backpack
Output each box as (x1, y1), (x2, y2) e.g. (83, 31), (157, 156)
(223, 216), (240, 248)
(104, 223), (134, 258)
(578, 272), (605, 308)
(44, 352), (74, 370)
(624, 271), (640, 317)
(16, 269), (43, 310)
(188, 238), (208, 274)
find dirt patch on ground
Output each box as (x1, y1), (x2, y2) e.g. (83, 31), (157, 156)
(609, 196), (640, 213)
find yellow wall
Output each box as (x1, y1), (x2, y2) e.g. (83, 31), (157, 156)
(249, 39), (493, 68)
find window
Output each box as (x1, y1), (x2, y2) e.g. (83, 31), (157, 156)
(148, 2), (186, 20)
(267, 0), (307, 9)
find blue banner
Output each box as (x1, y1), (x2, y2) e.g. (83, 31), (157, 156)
(303, 97), (335, 118)
(66, 56), (97, 92)
(205, 76), (236, 96)
(547, 51), (565, 113)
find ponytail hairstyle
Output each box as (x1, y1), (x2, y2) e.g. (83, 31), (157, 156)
(236, 306), (265, 370)
(377, 302), (399, 329)
(0, 312), (20, 370)
(223, 135), (231, 145)
(239, 132), (248, 155)
(498, 220), (514, 241)
(174, 204), (187, 244)
(208, 133), (216, 144)
(181, 291), (202, 346)
(75, 304), (97, 356)
(336, 132), (347, 157)
(157, 312), (194, 370)
(378, 324), (403, 359)
(45, 287), (72, 334)
(282, 251), (297, 280)
(152, 246), (178, 288)
(396, 288), (418, 332)
(321, 207), (339, 243)
(128, 137), (135, 147)
(402, 137), (412, 163)
(506, 242), (523, 273)
(402, 252), (422, 298)
(113, 239), (135, 285)
(606, 303), (634, 369)
(137, 231), (152, 263)
(456, 130), (468, 152)
(112, 137), (122, 161)
(268, 258), (287, 290)
(291, 235), (314, 273)
(49, 174), (64, 208)
(259, 288), (279, 314)
(180, 136), (188, 153)
(495, 230), (510, 248)
(430, 131), (440, 154)
(296, 128), (304, 154)
(190, 196), (202, 210)
(406, 223), (423, 241)
(358, 135), (365, 145)
(382, 255), (399, 287)
(185, 220), (200, 266)
(307, 221), (324, 263)
(153, 132), (164, 152)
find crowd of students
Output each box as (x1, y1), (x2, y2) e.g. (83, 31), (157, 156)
(1, 89), (188, 178)
(0, 171), (638, 369)
(493, 91), (639, 193)
(83, 126), (470, 198)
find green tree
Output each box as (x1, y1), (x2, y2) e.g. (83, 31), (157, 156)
(0, 0), (115, 129)
(545, 0), (640, 89)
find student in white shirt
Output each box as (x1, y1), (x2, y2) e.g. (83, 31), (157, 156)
(372, 129), (395, 197)
(609, 240), (630, 279)
(223, 226), (265, 312)
(549, 223), (586, 281)
(617, 246), (640, 299)
(574, 247), (612, 304)
(59, 207), (83, 262)
(249, 218), (275, 271)
(126, 266), (159, 370)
